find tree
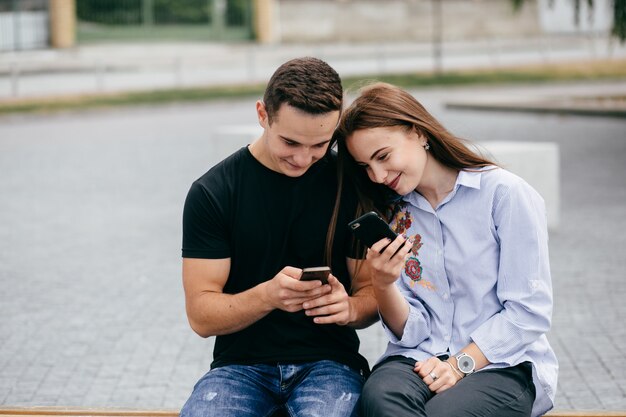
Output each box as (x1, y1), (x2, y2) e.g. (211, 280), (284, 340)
(513, 0), (626, 42)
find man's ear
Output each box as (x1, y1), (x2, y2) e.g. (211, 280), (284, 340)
(256, 100), (269, 129)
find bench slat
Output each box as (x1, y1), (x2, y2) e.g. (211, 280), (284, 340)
(0, 409), (178, 417)
(1, 407), (625, 417)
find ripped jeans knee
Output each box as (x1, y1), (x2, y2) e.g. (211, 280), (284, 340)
(180, 361), (364, 417)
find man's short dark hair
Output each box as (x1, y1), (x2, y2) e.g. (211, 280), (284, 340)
(263, 57), (343, 124)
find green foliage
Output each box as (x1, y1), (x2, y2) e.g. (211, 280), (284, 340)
(512, 0), (525, 11)
(226, 0), (250, 25)
(77, 0), (142, 24)
(614, 0), (626, 40)
(154, 0), (209, 24)
(77, 0), (212, 25)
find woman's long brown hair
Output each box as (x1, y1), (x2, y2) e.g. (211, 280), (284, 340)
(326, 82), (497, 265)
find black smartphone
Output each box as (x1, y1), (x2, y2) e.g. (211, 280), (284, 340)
(300, 266), (331, 284)
(348, 211), (403, 253)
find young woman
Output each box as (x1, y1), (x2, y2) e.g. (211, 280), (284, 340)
(333, 83), (557, 417)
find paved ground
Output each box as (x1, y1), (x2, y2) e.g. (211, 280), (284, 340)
(0, 79), (625, 411)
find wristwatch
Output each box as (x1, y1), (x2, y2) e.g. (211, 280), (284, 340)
(455, 352), (476, 376)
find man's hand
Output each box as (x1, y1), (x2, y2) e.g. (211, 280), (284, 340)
(301, 274), (354, 325)
(262, 266), (332, 313)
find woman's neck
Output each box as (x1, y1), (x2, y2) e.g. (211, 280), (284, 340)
(415, 153), (458, 209)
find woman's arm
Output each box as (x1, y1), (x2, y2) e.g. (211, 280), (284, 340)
(470, 180), (553, 364)
(367, 235), (413, 339)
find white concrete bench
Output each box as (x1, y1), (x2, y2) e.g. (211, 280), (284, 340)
(476, 141), (560, 230)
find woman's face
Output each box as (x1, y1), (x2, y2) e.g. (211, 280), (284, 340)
(346, 126), (428, 195)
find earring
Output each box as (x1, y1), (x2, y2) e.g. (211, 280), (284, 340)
(424, 142), (430, 151)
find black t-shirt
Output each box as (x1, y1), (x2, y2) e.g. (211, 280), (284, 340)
(182, 147), (369, 374)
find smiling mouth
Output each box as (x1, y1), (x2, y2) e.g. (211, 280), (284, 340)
(386, 174), (401, 190)
(284, 160), (307, 170)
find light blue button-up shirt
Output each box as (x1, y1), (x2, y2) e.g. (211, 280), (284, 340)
(378, 167), (558, 417)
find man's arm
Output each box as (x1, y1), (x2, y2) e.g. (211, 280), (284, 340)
(182, 258), (331, 337)
(302, 257), (379, 329)
(345, 257), (380, 328)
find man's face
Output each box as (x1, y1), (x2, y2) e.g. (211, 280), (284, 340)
(255, 102), (340, 177)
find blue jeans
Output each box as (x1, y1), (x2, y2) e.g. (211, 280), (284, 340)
(180, 360), (364, 417)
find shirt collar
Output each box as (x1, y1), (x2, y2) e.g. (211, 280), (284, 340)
(401, 169), (484, 210)
(456, 169), (482, 190)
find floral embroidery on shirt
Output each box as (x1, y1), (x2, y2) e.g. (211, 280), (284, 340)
(405, 257), (422, 281)
(393, 209), (413, 234)
(391, 207), (436, 291)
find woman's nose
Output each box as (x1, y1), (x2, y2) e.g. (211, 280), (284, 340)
(368, 165), (386, 184)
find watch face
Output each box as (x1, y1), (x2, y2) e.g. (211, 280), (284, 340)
(458, 355), (475, 373)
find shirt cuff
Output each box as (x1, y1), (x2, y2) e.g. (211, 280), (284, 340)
(380, 304), (429, 348)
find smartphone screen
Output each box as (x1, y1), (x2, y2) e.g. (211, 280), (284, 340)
(300, 266), (331, 284)
(348, 211), (403, 253)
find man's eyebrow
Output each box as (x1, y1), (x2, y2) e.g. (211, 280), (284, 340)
(279, 135), (331, 146)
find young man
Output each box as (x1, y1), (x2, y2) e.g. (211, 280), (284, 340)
(180, 57), (377, 417)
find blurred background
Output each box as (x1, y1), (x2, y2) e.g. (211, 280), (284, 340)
(1, 0), (625, 99)
(1, 0), (625, 414)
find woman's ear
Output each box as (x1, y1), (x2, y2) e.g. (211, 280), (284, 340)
(411, 126), (427, 146)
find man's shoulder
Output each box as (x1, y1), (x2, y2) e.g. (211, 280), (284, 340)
(323, 149), (338, 167)
(307, 151), (338, 179)
(198, 147), (248, 180)
(185, 148), (250, 209)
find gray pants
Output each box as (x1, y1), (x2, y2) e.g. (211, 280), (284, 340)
(360, 356), (535, 417)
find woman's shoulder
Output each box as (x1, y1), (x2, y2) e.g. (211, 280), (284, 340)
(477, 166), (543, 207)
(477, 166), (528, 190)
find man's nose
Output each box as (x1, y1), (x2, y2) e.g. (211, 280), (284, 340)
(293, 149), (313, 167)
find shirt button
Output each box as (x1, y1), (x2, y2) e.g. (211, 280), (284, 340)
(443, 293), (449, 300)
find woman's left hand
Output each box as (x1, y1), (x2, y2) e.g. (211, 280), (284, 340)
(414, 356), (463, 393)
(367, 234), (412, 289)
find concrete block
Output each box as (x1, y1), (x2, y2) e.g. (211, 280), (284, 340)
(357, 325), (387, 367)
(477, 141), (560, 230)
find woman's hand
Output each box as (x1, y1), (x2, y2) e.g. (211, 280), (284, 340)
(414, 356), (463, 394)
(367, 234), (413, 289)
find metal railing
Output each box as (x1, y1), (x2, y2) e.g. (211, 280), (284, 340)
(2, 34), (624, 100)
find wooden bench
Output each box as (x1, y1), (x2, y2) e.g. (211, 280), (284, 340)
(1, 407), (625, 417)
